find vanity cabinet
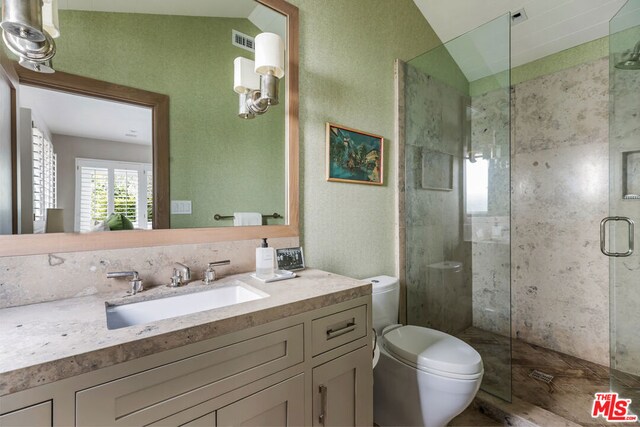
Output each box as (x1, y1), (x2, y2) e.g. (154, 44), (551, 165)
(0, 401), (52, 427)
(217, 374), (305, 426)
(312, 347), (372, 427)
(0, 295), (372, 427)
(75, 326), (303, 426)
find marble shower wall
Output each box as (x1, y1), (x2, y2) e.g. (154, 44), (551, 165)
(469, 88), (511, 337)
(511, 57), (610, 366)
(0, 237), (299, 309)
(404, 63), (472, 335)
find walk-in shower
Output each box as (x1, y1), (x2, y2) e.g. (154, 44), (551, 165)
(398, 0), (640, 423)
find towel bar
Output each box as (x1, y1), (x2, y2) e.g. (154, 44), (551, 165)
(214, 212), (282, 221)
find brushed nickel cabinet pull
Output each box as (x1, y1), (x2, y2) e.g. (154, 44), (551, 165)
(326, 320), (356, 339)
(319, 385), (328, 425)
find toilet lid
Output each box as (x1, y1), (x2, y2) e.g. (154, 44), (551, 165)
(383, 325), (483, 376)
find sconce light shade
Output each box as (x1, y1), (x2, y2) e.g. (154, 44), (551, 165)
(42, 0), (60, 38)
(233, 57), (260, 94)
(0, 0), (46, 42)
(254, 33), (285, 79)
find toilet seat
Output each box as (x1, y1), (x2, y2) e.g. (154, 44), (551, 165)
(383, 325), (483, 380)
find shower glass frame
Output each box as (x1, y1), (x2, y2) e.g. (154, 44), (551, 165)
(609, 0), (640, 415)
(402, 14), (512, 401)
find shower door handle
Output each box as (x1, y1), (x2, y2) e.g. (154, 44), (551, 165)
(600, 217), (635, 257)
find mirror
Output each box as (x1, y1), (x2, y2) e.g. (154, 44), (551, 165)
(0, 0), (299, 255)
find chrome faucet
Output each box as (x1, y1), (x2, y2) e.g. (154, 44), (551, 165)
(107, 271), (143, 295)
(203, 260), (231, 284)
(167, 262), (191, 287)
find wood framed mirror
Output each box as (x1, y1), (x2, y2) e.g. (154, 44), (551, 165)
(0, 0), (299, 257)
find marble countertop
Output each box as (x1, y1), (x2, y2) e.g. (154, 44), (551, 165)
(0, 269), (370, 396)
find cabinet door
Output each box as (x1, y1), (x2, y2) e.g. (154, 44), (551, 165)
(180, 412), (215, 427)
(312, 346), (372, 427)
(217, 374), (304, 427)
(0, 401), (52, 427)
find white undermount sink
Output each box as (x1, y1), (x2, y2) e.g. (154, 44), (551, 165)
(105, 281), (268, 330)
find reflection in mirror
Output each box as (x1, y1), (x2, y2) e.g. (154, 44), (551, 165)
(19, 85), (153, 234)
(1, 0), (289, 235)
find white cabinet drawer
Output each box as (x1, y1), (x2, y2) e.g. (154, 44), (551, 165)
(76, 325), (303, 426)
(311, 305), (367, 356)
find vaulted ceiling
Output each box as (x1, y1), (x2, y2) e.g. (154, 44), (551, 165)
(413, 0), (630, 81)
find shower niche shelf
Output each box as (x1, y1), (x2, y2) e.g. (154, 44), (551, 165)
(622, 150), (640, 200)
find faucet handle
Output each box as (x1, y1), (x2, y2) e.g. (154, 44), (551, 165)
(208, 260), (231, 268)
(173, 262), (191, 281)
(203, 260), (231, 284)
(107, 271), (143, 295)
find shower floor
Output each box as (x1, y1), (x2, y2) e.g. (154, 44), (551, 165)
(455, 327), (640, 427)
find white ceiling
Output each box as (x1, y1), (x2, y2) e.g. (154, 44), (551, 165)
(19, 85), (153, 145)
(57, 0), (258, 18)
(413, 0), (629, 81)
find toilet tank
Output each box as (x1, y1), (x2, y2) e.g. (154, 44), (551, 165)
(365, 275), (399, 335)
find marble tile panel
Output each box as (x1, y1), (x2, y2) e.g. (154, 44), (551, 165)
(512, 218), (609, 365)
(512, 142), (609, 224)
(0, 237), (299, 309)
(514, 58), (608, 154)
(611, 68), (640, 144)
(405, 63), (467, 156)
(511, 58), (612, 367)
(471, 242), (510, 336)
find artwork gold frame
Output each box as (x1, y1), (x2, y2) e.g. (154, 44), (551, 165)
(325, 123), (384, 185)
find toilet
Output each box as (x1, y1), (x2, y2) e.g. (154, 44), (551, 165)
(368, 275), (483, 427)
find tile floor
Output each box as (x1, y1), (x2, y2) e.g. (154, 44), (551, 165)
(455, 327), (640, 427)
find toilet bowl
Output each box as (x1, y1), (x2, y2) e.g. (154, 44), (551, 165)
(367, 275), (483, 427)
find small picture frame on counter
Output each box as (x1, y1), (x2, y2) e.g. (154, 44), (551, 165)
(276, 247), (305, 271)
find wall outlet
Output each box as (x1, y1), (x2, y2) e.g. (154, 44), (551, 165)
(171, 200), (192, 215)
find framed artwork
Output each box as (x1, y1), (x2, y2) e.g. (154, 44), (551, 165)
(326, 123), (384, 185)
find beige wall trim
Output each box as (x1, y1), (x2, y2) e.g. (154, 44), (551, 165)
(394, 59), (407, 325)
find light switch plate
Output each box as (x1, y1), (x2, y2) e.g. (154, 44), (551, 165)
(171, 200), (192, 214)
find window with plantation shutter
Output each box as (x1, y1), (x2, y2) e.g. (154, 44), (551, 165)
(32, 127), (57, 233)
(146, 169), (153, 229)
(75, 158), (152, 232)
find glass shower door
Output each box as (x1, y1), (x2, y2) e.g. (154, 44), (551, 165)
(608, 0), (640, 416)
(403, 14), (512, 401)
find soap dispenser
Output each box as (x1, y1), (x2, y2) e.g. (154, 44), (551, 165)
(256, 238), (275, 279)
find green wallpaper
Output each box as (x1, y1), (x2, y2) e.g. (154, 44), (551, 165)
(287, 0), (441, 278)
(470, 36), (610, 96)
(511, 37), (608, 85)
(53, 11), (285, 228)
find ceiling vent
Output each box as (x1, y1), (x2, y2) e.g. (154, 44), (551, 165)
(232, 30), (255, 52)
(511, 9), (528, 26)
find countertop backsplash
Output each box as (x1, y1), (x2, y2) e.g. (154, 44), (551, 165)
(0, 237), (299, 309)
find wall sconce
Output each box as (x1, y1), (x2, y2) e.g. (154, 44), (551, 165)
(1, 0), (58, 73)
(42, 0), (60, 39)
(233, 32), (285, 119)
